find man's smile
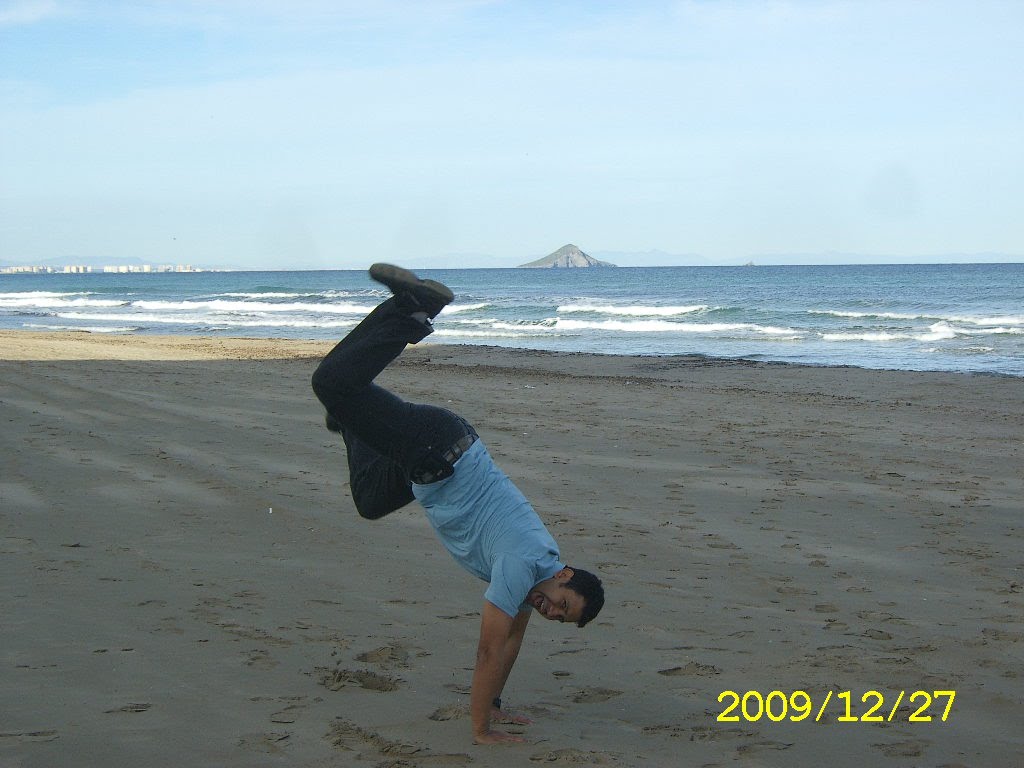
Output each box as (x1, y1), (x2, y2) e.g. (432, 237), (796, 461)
(529, 590), (550, 616)
(529, 588), (575, 622)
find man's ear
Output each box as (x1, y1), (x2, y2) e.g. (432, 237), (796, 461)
(556, 566), (575, 581)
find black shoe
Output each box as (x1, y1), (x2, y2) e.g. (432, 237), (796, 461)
(369, 263), (454, 319)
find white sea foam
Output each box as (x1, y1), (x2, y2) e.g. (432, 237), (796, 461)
(930, 345), (996, 354)
(918, 323), (958, 342)
(488, 320), (558, 330)
(0, 296), (126, 308)
(443, 302), (490, 314)
(449, 317), (500, 325)
(128, 299), (375, 314)
(821, 331), (905, 341)
(926, 323), (1015, 340)
(553, 318), (800, 335)
(946, 315), (1024, 326)
(952, 325), (1024, 335)
(810, 310), (925, 321)
(811, 309), (1024, 326)
(433, 328), (542, 339)
(558, 303), (708, 317)
(56, 311), (358, 329)
(23, 323), (138, 333)
(822, 323), (957, 342)
(0, 291), (83, 298)
(218, 291), (309, 299)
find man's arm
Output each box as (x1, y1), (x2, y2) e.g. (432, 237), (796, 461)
(471, 601), (526, 744)
(491, 608), (532, 723)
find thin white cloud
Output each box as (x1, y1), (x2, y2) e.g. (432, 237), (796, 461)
(110, 0), (498, 32)
(0, 0), (61, 26)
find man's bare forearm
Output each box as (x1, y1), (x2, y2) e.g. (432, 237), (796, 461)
(471, 645), (505, 736)
(494, 609), (530, 702)
(471, 602), (525, 744)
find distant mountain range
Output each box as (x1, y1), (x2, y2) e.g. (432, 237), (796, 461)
(518, 244), (616, 268)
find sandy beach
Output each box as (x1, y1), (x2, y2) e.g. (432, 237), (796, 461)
(1, 330), (1021, 768)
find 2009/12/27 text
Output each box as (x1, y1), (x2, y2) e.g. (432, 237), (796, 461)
(716, 690), (956, 723)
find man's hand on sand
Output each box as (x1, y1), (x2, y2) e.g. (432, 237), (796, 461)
(473, 729), (525, 745)
(491, 705), (533, 726)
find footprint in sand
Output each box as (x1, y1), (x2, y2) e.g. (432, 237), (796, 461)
(218, 623), (292, 647)
(529, 748), (615, 764)
(245, 648), (278, 669)
(104, 702), (151, 714)
(0, 536), (36, 554)
(641, 724), (689, 738)
(237, 732), (291, 755)
(856, 610), (904, 623)
(0, 730), (60, 743)
(874, 656), (913, 665)
(822, 618), (850, 631)
(982, 627), (1024, 642)
(703, 534), (740, 550)
(326, 718), (470, 764)
(872, 739), (927, 757)
(269, 698), (309, 724)
(776, 585), (815, 596)
(861, 629), (893, 640)
(687, 726), (758, 742)
(429, 703), (468, 721)
(355, 644), (411, 668)
(317, 667), (401, 692)
(658, 662), (721, 677)
(571, 687), (622, 704)
(736, 740), (793, 755)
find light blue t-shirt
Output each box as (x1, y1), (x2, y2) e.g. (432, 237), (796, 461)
(412, 439), (564, 617)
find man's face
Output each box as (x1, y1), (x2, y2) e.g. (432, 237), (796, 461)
(527, 570), (586, 624)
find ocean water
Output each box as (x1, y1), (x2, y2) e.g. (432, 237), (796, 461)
(1, 263), (1022, 376)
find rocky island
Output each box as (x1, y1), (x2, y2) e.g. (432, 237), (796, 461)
(518, 244), (616, 268)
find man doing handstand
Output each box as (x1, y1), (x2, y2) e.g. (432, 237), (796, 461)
(311, 264), (605, 745)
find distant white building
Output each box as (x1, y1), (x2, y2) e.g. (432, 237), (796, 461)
(1, 262), (203, 274)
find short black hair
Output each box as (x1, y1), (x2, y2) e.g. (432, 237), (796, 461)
(565, 567), (604, 628)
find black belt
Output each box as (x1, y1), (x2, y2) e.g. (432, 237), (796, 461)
(410, 433), (477, 485)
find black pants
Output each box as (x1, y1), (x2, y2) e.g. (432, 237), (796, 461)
(311, 298), (475, 519)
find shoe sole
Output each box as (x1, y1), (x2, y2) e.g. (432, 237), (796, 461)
(369, 263), (454, 305)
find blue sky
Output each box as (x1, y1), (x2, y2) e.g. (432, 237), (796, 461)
(2, 0), (1022, 269)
